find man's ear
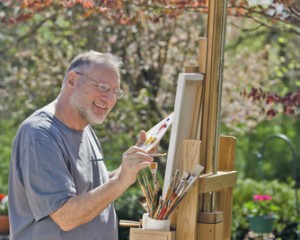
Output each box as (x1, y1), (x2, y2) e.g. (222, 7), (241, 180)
(66, 71), (77, 87)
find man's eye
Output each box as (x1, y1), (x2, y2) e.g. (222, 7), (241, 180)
(99, 84), (110, 92)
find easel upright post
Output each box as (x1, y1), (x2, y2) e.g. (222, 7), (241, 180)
(176, 139), (201, 240)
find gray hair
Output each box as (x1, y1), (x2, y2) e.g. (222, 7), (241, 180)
(67, 50), (122, 74)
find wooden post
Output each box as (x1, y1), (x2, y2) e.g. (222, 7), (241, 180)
(217, 136), (236, 240)
(198, 222), (223, 239)
(198, 0), (228, 214)
(198, 38), (207, 74)
(176, 140), (201, 240)
(197, 135), (236, 240)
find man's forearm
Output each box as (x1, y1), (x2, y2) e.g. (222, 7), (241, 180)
(50, 145), (153, 232)
(50, 176), (129, 231)
(109, 166), (121, 179)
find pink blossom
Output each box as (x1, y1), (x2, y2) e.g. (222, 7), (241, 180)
(253, 194), (272, 201)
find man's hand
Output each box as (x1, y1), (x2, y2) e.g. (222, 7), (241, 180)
(118, 145), (153, 186)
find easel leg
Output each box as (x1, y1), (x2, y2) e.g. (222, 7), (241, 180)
(198, 211), (224, 240)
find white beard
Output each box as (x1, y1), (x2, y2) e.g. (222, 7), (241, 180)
(70, 91), (105, 126)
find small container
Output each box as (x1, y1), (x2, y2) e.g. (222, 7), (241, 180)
(142, 213), (171, 231)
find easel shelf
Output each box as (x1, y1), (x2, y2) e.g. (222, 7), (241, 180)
(199, 171), (237, 193)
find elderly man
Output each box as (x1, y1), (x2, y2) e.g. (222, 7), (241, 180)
(9, 51), (154, 240)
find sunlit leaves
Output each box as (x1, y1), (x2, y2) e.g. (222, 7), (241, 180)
(2, 0), (299, 28)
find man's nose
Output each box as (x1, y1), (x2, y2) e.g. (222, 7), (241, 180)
(101, 91), (117, 104)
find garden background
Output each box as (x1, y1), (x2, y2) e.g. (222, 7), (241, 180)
(0, 0), (299, 239)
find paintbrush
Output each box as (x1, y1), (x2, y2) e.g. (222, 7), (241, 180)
(156, 170), (181, 220)
(181, 164), (204, 196)
(149, 182), (158, 217)
(139, 198), (149, 213)
(172, 169), (181, 192)
(150, 153), (167, 158)
(137, 175), (152, 212)
(149, 162), (158, 186)
(159, 172), (189, 220)
(143, 176), (153, 202)
(171, 172), (190, 200)
(163, 169), (180, 205)
(153, 197), (163, 219)
(137, 164), (204, 220)
(163, 164), (204, 219)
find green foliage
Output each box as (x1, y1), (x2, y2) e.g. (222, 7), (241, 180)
(243, 194), (280, 217)
(232, 178), (299, 239)
(222, 113), (300, 185)
(0, 120), (17, 193)
(0, 2), (299, 239)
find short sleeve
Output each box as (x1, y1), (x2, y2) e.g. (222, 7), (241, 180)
(21, 133), (76, 222)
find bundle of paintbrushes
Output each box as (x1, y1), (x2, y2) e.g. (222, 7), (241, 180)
(137, 162), (160, 218)
(137, 163), (204, 220)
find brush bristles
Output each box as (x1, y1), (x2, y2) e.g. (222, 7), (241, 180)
(150, 162), (158, 169)
(193, 164), (204, 176)
(138, 163), (204, 220)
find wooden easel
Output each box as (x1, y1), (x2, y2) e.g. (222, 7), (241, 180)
(164, 0), (237, 239)
(130, 0), (236, 239)
(163, 72), (236, 240)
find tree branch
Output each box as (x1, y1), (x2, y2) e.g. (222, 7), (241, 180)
(0, 14), (57, 55)
(248, 14), (300, 35)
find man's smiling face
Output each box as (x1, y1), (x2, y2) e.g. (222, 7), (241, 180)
(70, 64), (120, 126)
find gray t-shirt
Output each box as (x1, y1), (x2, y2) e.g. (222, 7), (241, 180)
(8, 110), (118, 240)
